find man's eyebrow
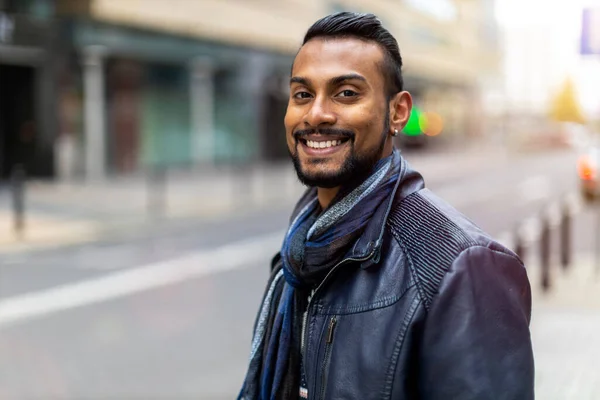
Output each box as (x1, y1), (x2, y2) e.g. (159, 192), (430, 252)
(329, 74), (367, 85)
(290, 76), (311, 86)
(290, 74), (367, 86)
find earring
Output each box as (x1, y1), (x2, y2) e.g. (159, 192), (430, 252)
(392, 129), (399, 137)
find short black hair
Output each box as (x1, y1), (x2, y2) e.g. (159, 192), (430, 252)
(302, 12), (404, 100)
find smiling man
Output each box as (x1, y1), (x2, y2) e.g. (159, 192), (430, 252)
(238, 12), (534, 400)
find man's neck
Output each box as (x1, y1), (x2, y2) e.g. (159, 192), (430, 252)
(316, 147), (395, 209)
(317, 187), (339, 210)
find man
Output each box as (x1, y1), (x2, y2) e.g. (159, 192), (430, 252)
(239, 12), (534, 400)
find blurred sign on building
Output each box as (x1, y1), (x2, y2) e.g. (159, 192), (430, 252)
(581, 8), (600, 55)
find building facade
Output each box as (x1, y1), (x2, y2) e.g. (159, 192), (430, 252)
(0, 0), (501, 181)
(0, 0), (57, 180)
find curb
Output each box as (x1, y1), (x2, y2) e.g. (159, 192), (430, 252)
(0, 193), (301, 257)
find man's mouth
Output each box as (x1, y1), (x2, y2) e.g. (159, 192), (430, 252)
(299, 138), (348, 149)
(297, 136), (351, 156)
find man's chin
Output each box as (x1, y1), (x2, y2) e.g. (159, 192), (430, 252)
(295, 166), (347, 188)
(291, 152), (353, 188)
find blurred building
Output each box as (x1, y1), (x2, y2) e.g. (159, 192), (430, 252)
(492, 1), (600, 148)
(0, 0), (57, 180)
(0, 0), (500, 181)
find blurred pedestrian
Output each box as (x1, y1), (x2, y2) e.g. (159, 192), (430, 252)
(238, 12), (534, 400)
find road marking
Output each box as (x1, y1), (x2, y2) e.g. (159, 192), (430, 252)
(0, 231), (284, 329)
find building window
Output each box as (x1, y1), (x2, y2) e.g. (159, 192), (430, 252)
(0, 0), (53, 18)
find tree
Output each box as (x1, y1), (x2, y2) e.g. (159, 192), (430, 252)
(549, 78), (587, 125)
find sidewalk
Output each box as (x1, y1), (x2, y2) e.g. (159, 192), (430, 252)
(519, 199), (600, 399)
(0, 163), (304, 254)
(0, 140), (521, 254)
(529, 255), (600, 399)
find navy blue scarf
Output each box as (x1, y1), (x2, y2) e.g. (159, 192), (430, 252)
(239, 149), (402, 400)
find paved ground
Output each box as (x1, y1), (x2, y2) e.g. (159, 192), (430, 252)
(525, 201), (600, 400)
(0, 144), (596, 399)
(530, 256), (600, 399)
(0, 140), (528, 254)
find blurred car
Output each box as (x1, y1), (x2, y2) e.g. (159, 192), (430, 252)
(577, 146), (600, 201)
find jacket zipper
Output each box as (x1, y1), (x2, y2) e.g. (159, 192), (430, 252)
(301, 289), (315, 356)
(319, 316), (337, 400)
(301, 251), (375, 397)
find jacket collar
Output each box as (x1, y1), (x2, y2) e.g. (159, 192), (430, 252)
(353, 152), (425, 269)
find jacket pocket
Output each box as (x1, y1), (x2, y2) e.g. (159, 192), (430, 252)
(319, 316), (337, 400)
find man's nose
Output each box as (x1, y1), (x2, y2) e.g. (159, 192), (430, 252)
(304, 97), (337, 127)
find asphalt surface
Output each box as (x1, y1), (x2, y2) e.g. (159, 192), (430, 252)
(0, 146), (593, 399)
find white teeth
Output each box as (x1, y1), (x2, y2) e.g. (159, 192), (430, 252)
(306, 139), (343, 149)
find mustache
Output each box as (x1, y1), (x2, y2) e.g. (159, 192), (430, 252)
(293, 127), (355, 141)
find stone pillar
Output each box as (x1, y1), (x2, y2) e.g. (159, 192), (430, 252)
(190, 58), (215, 165)
(82, 45), (107, 180)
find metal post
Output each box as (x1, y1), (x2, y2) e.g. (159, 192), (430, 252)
(540, 216), (551, 292)
(560, 202), (571, 270)
(10, 164), (26, 238)
(147, 165), (167, 218)
(233, 154), (254, 207)
(596, 144), (600, 274)
(514, 229), (526, 262)
(596, 207), (600, 275)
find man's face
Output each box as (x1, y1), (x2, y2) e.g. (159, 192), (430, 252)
(285, 37), (393, 188)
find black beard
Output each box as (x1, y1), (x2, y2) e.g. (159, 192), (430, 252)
(289, 111), (390, 189)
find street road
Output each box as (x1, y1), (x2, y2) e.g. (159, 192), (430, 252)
(0, 147), (589, 399)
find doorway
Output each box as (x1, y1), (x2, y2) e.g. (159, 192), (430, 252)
(0, 64), (36, 179)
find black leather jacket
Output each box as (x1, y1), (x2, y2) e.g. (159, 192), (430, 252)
(270, 159), (534, 400)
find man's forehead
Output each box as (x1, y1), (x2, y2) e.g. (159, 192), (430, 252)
(291, 37), (385, 79)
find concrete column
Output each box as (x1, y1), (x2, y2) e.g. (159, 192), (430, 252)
(190, 58), (215, 165)
(82, 45), (107, 180)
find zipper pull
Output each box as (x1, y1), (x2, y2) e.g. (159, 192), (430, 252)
(326, 316), (337, 344)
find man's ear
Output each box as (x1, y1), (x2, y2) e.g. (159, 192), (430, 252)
(389, 91), (413, 132)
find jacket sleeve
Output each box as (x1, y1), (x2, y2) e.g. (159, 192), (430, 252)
(418, 245), (534, 400)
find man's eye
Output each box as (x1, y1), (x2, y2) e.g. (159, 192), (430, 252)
(294, 92), (312, 99)
(337, 90), (358, 97)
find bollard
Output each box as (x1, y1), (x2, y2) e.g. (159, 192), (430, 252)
(236, 160), (254, 206)
(514, 228), (526, 262)
(10, 164), (26, 238)
(540, 215), (551, 292)
(560, 202), (571, 270)
(147, 165), (166, 218)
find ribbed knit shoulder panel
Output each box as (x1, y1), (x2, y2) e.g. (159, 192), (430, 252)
(387, 191), (477, 310)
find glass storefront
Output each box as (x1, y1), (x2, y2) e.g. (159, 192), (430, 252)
(59, 20), (293, 177)
(140, 63), (191, 168)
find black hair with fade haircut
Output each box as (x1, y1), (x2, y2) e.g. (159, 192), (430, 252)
(302, 12), (404, 101)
